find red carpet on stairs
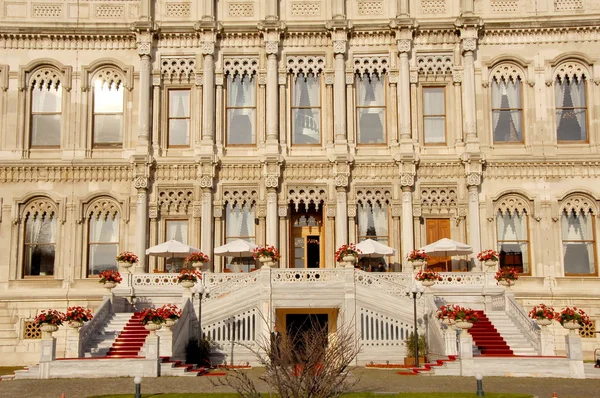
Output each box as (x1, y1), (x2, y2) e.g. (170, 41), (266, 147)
(106, 313), (150, 358)
(468, 311), (514, 356)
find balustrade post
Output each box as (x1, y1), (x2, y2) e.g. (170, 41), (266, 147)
(66, 328), (82, 358)
(157, 327), (173, 358)
(540, 327), (555, 356)
(565, 334), (585, 378)
(444, 327), (459, 356)
(458, 331), (474, 376)
(144, 333), (160, 376)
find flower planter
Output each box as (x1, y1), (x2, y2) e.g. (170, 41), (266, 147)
(119, 261), (134, 272)
(144, 323), (162, 333)
(535, 318), (552, 327)
(403, 356), (427, 367)
(484, 260), (498, 268)
(179, 280), (195, 289)
(562, 321), (581, 334)
(39, 324), (59, 337)
(498, 279), (516, 287)
(164, 319), (177, 328)
(67, 321), (84, 329)
(455, 321), (474, 329)
(442, 318), (456, 327)
(409, 260), (425, 271)
(102, 282), (117, 290)
(420, 280), (436, 287)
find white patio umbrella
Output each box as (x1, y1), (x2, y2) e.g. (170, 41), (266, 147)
(146, 239), (201, 272)
(213, 239), (258, 272)
(355, 239), (396, 257)
(419, 238), (473, 271)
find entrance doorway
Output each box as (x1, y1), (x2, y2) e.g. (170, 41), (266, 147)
(285, 313), (328, 361)
(291, 203), (323, 268)
(426, 218), (451, 271)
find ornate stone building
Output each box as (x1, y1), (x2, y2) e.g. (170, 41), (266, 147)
(0, 0), (599, 365)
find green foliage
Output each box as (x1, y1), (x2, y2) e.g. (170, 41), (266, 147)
(404, 332), (428, 358)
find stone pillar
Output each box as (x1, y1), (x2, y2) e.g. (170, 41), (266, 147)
(461, 0), (475, 14)
(266, 190), (278, 247)
(151, 77), (161, 155)
(66, 329), (82, 358)
(390, 205), (401, 271)
(333, 37), (347, 143)
(326, 205), (336, 268)
(388, 72), (399, 146)
(39, 337), (56, 379)
(332, 0), (346, 18)
(200, 188), (213, 262)
(144, 333), (160, 376)
(444, 327), (459, 356)
(201, 0), (215, 20)
(157, 327), (173, 358)
(201, 37), (216, 143)
(336, 189), (348, 248)
(397, 0), (410, 16)
(266, 0), (278, 18)
(565, 334), (585, 379)
(460, 28), (479, 145)
(132, 158), (151, 273)
(348, 204), (357, 245)
(397, 34), (412, 142)
(458, 331), (474, 376)
(278, 206), (289, 268)
(213, 206), (222, 272)
(464, 157), (483, 270)
(265, 37), (279, 143)
(452, 71), (464, 145)
(540, 327), (556, 356)
(343, 266), (357, 348)
(399, 161), (416, 270)
(136, 31), (153, 153)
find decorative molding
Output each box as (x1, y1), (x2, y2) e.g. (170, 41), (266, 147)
(352, 162), (397, 180)
(416, 54), (453, 76)
(290, 1), (321, 16)
(560, 194), (596, 215)
(494, 194), (532, 216)
(263, 162), (281, 189)
(223, 189), (258, 208)
(0, 65), (8, 91)
(166, 3), (191, 17)
(228, 2), (254, 17)
(287, 187), (326, 211)
(158, 188), (194, 215)
(82, 60), (133, 91)
(350, 31), (395, 47)
(356, 188), (391, 207)
(485, 162), (600, 179)
(0, 33), (137, 50)
(282, 32), (329, 48)
(0, 165), (131, 183)
(287, 55), (325, 78)
(160, 56), (196, 83)
(480, 26), (600, 46)
(420, 186), (458, 214)
(416, 162), (463, 179)
(489, 62), (525, 84)
(353, 56), (389, 77)
(554, 61), (589, 83)
(358, 0), (384, 15)
(224, 57), (259, 78)
(282, 163), (330, 180)
(421, 0), (447, 14)
(220, 164), (262, 180)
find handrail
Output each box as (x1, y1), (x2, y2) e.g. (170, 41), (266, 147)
(355, 270), (410, 297)
(79, 297), (114, 355)
(424, 294), (446, 356)
(505, 293), (541, 353)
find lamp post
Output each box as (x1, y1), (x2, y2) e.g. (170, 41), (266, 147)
(191, 284), (207, 345)
(133, 376), (142, 398)
(408, 284), (425, 367)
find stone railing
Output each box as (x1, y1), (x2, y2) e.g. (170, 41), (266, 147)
(272, 268), (343, 283)
(424, 294), (447, 356)
(494, 293), (541, 354)
(79, 297), (114, 355)
(436, 272), (488, 285)
(203, 272), (260, 303)
(355, 270), (410, 297)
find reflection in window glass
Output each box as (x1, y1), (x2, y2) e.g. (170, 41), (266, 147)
(562, 208), (595, 275)
(492, 77), (523, 142)
(165, 220), (189, 272)
(357, 201), (389, 242)
(93, 79), (123, 146)
(168, 90), (190, 146)
(292, 73), (321, 144)
(555, 76), (587, 141)
(24, 214), (56, 276)
(225, 202), (256, 272)
(423, 87), (445, 144)
(227, 75), (256, 145)
(88, 214), (119, 276)
(496, 210), (529, 274)
(31, 82), (62, 147)
(356, 74), (385, 144)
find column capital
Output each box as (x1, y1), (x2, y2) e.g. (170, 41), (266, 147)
(396, 158), (418, 187)
(455, 19), (482, 53)
(262, 160), (282, 188)
(131, 154), (154, 189)
(461, 154), (485, 187)
(326, 20), (351, 54)
(196, 159), (218, 189)
(331, 160), (352, 188)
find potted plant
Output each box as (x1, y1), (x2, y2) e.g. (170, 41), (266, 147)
(477, 249), (500, 268)
(253, 245), (281, 267)
(436, 304), (461, 326)
(35, 309), (65, 336)
(64, 306), (94, 329)
(555, 306), (590, 333)
(334, 244), (361, 265)
(415, 269), (442, 287)
(451, 305), (480, 329)
(404, 332), (428, 366)
(185, 251), (210, 271)
(116, 251), (139, 271)
(139, 307), (166, 332)
(98, 270), (122, 289)
(177, 269), (201, 289)
(157, 304), (182, 328)
(406, 250), (430, 270)
(528, 304), (556, 327)
(494, 267), (519, 287)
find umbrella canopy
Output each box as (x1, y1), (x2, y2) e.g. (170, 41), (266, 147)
(145, 239), (201, 257)
(213, 239), (258, 257)
(419, 238), (473, 257)
(355, 239), (396, 257)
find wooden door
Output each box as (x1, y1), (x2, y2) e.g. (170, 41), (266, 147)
(426, 218), (451, 271)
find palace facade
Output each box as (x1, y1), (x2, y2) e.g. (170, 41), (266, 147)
(0, 0), (599, 365)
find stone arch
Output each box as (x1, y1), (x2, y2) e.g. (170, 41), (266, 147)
(82, 58), (133, 91)
(158, 187), (195, 216)
(18, 59), (72, 91)
(84, 196), (121, 221)
(559, 193), (596, 216)
(489, 62), (526, 85)
(287, 187), (326, 211)
(494, 193), (532, 216)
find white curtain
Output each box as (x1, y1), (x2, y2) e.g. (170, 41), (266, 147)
(89, 214), (119, 274)
(562, 209), (594, 274)
(292, 73), (321, 144)
(569, 78), (587, 140)
(505, 78), (522, 140)
(357, 203), (369, 237)
(226, 202), (255, 238)
(491, 79), (503, 133)
(227, 74), (256, 144)
(166, 220), (188, 244)
(31, 82), (62, 146)
(372, 202), (388, 239)
(358, 202), (388, 239)
(357, 74), (385, 144)
(423, 87), (445, 143)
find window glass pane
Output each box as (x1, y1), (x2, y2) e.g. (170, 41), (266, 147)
(492, 78), (523, 142)
(357, 108), (385, 144)
(292, 109), (321, 144)
(357, 202), (388, 238)
(94, 115), (123, 144)
(561, 209), (595, 274)
(31, 115), (61, 146)
(94, 81), (123, 113)
(169, 90), (190, 117)
(32, 86), (62, 112)
(169, 119), (190, 146)
(88, 215), (119, 276)
(555, 77), (587, 141)
(293, 75), (320, 107)
(227, 109), (256, 144)
(24, 215), (56, 276)
(166, 220), (188, 244)
(357, 76), (384, 106)
(496, 211), (530, 273)
(226, 203), (255, 239)
(228, 75), (256, 107)
(423, 87), (444, 115)
(424, 117), (445, 143)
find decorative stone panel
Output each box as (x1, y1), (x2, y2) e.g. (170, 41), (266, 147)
(420, 186), (458, 214)
(94, 67), (126, 90)
(33, 5), (62, 18)
(559, 194), (596, 215)
(85, 198), (120, 220)
(23, 321), (41, 340)
(223, 189), (258, 207)
(95, 5), (125, 18)
(223, 58), (259, 78)
(228, 2), (254, 17)
(490, 0), (519, 13)
(490, 63), (524, 84)
(287, 187), (326, 211)
(353, 56), (388, 77)
(166, 3), (191, 17)
(416, 54), (453, 76)
(287, 56), (325, 78)
(358, 1), (383, 15)
(22, 198), (58, 221)
(290, 1), (321, 16)
(554, 0), (583, 11)
(554, 61), (588, 83)
(161, 56), (196, 83)
(29, 68), (62, 91)
(158, 188), (195, 215)
(495, 194), (531, 216)
(355, 189), (392, 207)
(580, 320), (596, 338)
(420, 0), (446, 14)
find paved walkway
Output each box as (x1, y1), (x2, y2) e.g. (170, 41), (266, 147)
(1, 367), (600, 398)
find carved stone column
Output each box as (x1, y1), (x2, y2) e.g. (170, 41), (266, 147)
(391, 204), (401, 271)
(151, 76), (161, 155)
(264, 162), (281, 247)
(326, 205), (336, 268)
(265, 33), (279, 144)
(460, 27), (479, 144)
(333, 30), (347, 144)
(347, 204), (357, 244)
(397, 30), (413, 143)
(213, 205), (222, 272)
(463, 156), (484, 270)
(278, 206), (289, 268)
(332, 0), (346, 18)
(388, 72), (399, 146)
(200, 32), (216, 144)
(399, 161), (416, 271)
(333, 162), (350, 248)
(452, 70), (464, 145)
(198, 162), (216, 260)
(136, 30), (153, 153)
(133, 158), (152, 273)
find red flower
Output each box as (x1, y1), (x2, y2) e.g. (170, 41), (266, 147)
(35, 309), (65, 326)
(334, 244), (361, 262)
(116, 251), (139, 264)
(99, 270), (122, 284)
(156, 304), (182, 320)
(477, 250), (499, 262)
(415, 269), (442, 282)
(407, 250), (430, 262)
(177, 269), (201, 282)
(185, 252), (210, 263)
(65, 306), (93, 322)
(253, 245), (282, 261)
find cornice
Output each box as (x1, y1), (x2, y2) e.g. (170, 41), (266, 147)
(485, 161), (600, 179)
(0, 165), (132, 183)
(0, 32), (136, 50)
(481, 25), (600, 45)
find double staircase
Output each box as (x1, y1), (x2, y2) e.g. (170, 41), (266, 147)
(469, 311), (514, 356)
(84, 313), (149, 358)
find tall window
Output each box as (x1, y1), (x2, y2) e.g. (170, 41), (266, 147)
(24, 213), (56, 277)
(88, 214), (119, 276)
(292, 73), (321, 144)
(30, 80), (62, 147)
(356, 73), (385, 144)
(423, 87), (445, 144)
(555, 75), (587, 142)
(357, 201), (389, 243)
(492, 76), (523, 143)
(496, 210), (530, 274)
(562, 208), (596, 275)
(93, 79), (123, 146)
(168, 89), (190, 147)
(226, 74), (256, 145)
(165, 220), (189, 272)
(225, 201), (256, 271)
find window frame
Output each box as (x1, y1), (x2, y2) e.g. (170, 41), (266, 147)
(92, 79), (125, 148)
(491, 76), (524, 144)
(555, 75), (589, 144)
(164, 218), (190, 272)
(29, 81), (62, 149)
(561, 208), (597, 276)
(290, 72), (322, 146)
(23, 213), (57, 278)
(225, 73), (257, 146)
(421, 85), (447, 145)
(495, 209), (531, 275)
(355, 72), (387, 145)
(167, 88), (192, 148)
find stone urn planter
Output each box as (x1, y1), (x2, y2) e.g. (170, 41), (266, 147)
(442, 318), (456, 327)
(421, 280), (436, 287)
(258, 256), (275, 269)
(119, 261), (134, 272)
(179, 280), (195, 289)
(561, 321), (581, 334)
(498, 279), (516, 288)
(102, 282), (117, 290)
(144, 323), (162, 333)
(342, 255), (357, 268)
(39, 324), (59, 338)
(455, 321), (474, 330)
(164, 319), (177, 328)
(410, 260), (425, 271)
(535, 318), (553, 327)
(484, 260), (498, 269)
(67, 321), (84, 329)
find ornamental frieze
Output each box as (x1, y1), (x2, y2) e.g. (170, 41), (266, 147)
(154, 164), (196, 181)
(0, 34), (137, 50)
(480, 26), (600, 46)
(352, 163), (396, 180)
(416, 162), (463, 179)
(282, 163), (330, 180)
(0, 165), (131, 183)
(220, 164), (262, 180)
(484, 162), (600, 179)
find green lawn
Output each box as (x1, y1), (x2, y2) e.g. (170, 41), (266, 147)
(90, 393), (533, 398)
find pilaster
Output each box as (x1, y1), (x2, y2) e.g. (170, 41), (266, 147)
(391, 20), (415, 153)
(132, 155), (153, 273)
(327, 19), (351, 154)
(462, 154), (484, 269)
(263, 161), (281, 248)
(333, 161), (350, 248)
(398, 159), (417, 270)
(195, 23), (219, 151)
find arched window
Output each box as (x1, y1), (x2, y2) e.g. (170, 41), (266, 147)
(92, 68), (124, 146)
(30, 68), (62, 147)
(86, 200), (120, 276)
(224, 190), (257, 272)
(22, 199), (58, 277)
(354, 56), (388, 145)
(495, 195), (531, 274)
(288, 56), (324, 145)
(560, 195), (596, 275)
(554, 62), (588, 142)
(491, 76), (523, 143)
